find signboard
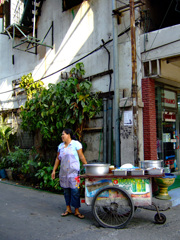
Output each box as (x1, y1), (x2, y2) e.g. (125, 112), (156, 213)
(124, 110), (133, 126)
(161, 90), (177, 109)
(163, 112), (176, 122)
(163, 133), (171, 142)
(85, 178), (152, 206)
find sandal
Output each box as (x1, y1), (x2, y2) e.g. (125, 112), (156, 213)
(61, 211), (72, 217)
(74, 213), (85, 219)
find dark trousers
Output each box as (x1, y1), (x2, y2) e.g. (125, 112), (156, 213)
(63, 188), (81, 208)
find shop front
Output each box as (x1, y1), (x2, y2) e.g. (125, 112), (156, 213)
(156, 87), (179, 173)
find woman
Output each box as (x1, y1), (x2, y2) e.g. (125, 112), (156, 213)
(51, 128), (87, 219)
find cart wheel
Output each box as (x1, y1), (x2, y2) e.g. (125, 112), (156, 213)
(154, 213), (166, 224)
(92, 186), (134, 229)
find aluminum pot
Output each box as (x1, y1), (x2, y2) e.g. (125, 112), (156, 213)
(84, 163), (110, 175)
(139, 160), (163, 169)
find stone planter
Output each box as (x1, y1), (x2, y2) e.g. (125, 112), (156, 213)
(154, 173), (176, 200)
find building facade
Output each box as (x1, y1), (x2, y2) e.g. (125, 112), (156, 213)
(0, 0), (180, 172)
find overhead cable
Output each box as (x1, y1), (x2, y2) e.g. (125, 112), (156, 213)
(0, 22), (136, 95)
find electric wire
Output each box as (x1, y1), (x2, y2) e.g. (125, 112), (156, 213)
(143, 0), (174, 61)
(116, 0), (128, 6)
(101, 39), (112, 94)
(0, 2), (141, 96)
(1, 1), (175, 96)
(0, 22), (136, 96)
(0, 45), (103, 95)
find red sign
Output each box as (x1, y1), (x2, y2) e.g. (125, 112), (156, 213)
(163, 112), (176, 122)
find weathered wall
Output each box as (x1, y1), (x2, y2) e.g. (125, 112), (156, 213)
(0, 0), (144, 163)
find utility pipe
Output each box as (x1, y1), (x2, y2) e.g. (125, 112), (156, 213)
(112, 0), (121, 167)
(108, 98), (113, 165)
(33, 0), (37, 38)
(101, 39), (113, 165)
(101, 39), (112, 93)
(103, 98), (107, 163)
(130, 0), (137, 95)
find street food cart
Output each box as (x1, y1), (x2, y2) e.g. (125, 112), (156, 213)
(80, 170), (166, 229)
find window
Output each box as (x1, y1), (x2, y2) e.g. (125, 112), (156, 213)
(62, 0), (83, 11)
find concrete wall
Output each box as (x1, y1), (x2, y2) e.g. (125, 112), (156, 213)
(0, 0), (144, 164)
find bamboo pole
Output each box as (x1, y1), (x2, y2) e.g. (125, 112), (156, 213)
(130, 0), (139, 165)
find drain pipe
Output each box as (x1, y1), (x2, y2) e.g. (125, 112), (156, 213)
(101, 39), (113, 165)
(112, 0), (121, 167)
(108, 98), (113, 165)
(101, 39), (112, 93)
(103, 98), (107, 163)
(33, 0), (37, 38)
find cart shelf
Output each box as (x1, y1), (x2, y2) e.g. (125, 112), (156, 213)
(80, 173), (165, 179)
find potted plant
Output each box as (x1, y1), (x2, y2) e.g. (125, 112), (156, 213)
(5, 146), (29, 180)
(0, 157), (13, 180)
(0, 159), (7, 179)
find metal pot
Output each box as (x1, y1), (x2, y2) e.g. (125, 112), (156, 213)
(84, 163), (110, 175)
(139, 160), (163, 169)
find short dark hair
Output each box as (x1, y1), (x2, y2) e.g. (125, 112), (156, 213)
(63, 128), (77, 140)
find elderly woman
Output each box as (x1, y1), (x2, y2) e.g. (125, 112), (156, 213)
(51, 128), (87, 219)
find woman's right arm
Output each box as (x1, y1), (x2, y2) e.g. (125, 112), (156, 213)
(51, 152), (60, 179)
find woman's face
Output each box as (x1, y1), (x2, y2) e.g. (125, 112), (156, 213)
(61, 131), (70, 142)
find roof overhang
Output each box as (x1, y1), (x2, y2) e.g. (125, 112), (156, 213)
(141, 24), (180, 85)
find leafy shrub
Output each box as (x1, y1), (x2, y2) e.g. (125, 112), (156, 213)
(6, 146), (29, 173)
(20, 63), (102, 144)
(0, 124), (16, 156)
(35, 164), (61, 192)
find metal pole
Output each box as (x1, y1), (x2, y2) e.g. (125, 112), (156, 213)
(112, 0), (121, 167)
(108, 98), (113, 165)
(33, 0), (37, 38)
(130, 0), (139, 165)
(103, 98), (107, 163)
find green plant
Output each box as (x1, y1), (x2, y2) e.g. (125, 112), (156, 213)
(70, 62), (85, 79)
(6, 146), (29, 173)
(0, 157), (8, 169)
(20, 147), (43, 175)
(79, 161), (85, 197)
(35, 164), (61, 191)
(20, 73), (44, 100)
(0, 125), (14, 153)
(20, 63), (102, 143)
